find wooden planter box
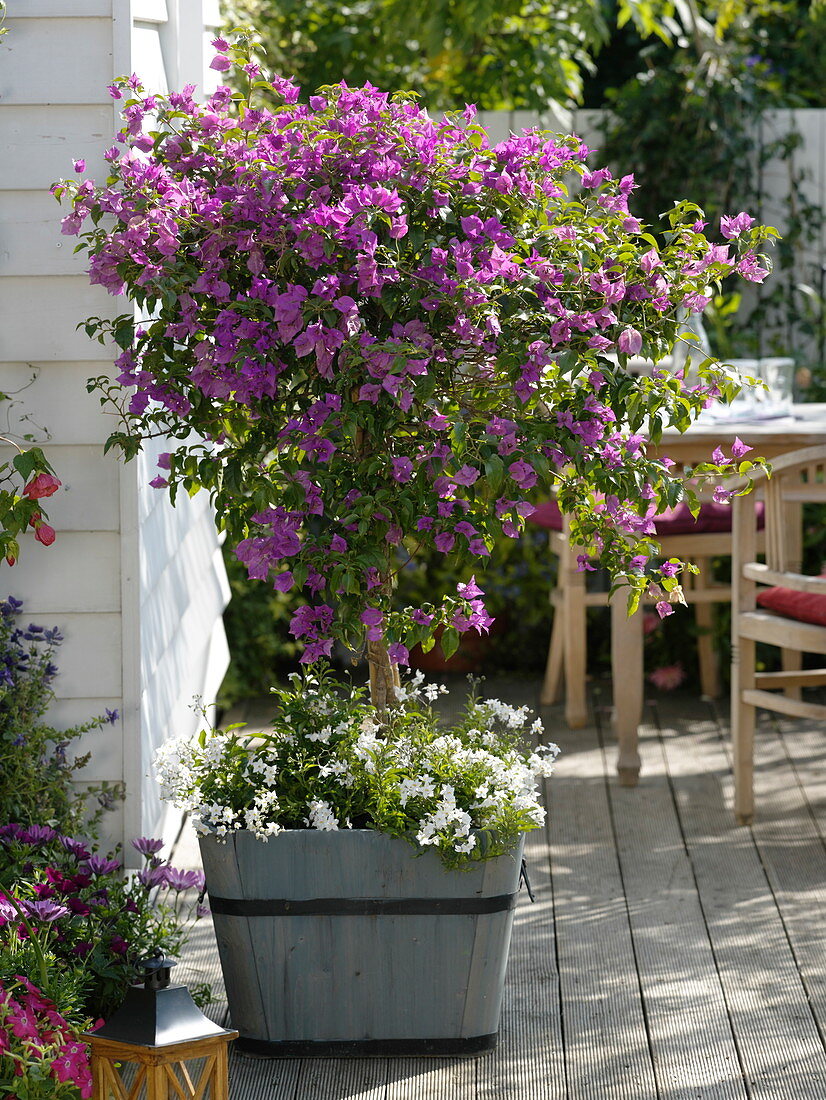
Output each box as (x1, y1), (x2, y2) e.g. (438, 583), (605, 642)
(199, 829), (524, 1056)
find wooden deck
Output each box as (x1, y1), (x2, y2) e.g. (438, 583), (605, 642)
(174, 677), (826, 1099)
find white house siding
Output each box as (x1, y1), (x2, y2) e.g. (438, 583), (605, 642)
(1, 0), (228, 865)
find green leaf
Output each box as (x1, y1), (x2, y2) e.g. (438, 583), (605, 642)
(11, 451), (38, 482)
(440, 626), (460, 660)
(113, 319), (134, 349)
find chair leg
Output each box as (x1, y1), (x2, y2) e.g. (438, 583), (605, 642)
(562, 557), (589, 729)
(611, 589), (643, 786)
(694, 560), (720, 698)
(540, 596), (564, 706)
(731, 635), (756, 825)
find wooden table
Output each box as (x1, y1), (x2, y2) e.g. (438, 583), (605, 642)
(612, 403), (826, 785)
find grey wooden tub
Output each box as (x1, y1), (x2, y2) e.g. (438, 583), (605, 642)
(199, 829), (525, 1057)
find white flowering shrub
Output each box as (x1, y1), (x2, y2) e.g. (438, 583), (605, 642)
(156, 666), (559, 868)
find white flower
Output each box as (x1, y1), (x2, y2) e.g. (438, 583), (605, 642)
(307, 725), (334, 743)
(398, 774), (436, 806)
(307, 799), (339, 831)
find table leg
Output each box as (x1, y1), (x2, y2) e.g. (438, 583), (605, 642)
(610, 591), (643, 786)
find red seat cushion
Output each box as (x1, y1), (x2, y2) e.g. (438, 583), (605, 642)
(756, 584), (826, 626)
(529, 499), (764, 535)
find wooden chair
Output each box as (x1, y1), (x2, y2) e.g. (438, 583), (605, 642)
(731, 444), (826, 824)
(530, 498), (758, 729)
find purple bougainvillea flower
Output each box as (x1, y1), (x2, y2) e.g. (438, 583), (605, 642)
(58, 45), (773, 675)
(456, 576), (484, 599)
(617, 327), (643, 356)
(387, 642), (410, 666)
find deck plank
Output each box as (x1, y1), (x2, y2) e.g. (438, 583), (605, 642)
(656, 697), (826, 1099)
(292, 1058), (388, 1100)
(385, 1057), (475, 1100)
(476, 826), (566, 1099)
(546, 712), (658, 1099)
(606, 721), (747, 1099)
(745, 716), (826, 1060)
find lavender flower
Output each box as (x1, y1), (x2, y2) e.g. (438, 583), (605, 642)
(58, 836), (91, 861)
(137, 865), (170, 889)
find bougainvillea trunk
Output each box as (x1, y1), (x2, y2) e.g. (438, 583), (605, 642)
(368, 635), (401, 712)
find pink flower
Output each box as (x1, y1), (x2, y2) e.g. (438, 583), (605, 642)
(387, 642), (410, 666)
(655, 600), (674, 619)
(34, 522), (56, 546)
(648, 663), (686, 691)
(210, 54), (232, 72)
(22, 473), (61, 500)
(457, 576), (484, 599)
(720, 211), (755, 240)
(731, 436), (752, 459)
(642, 612), (660, 636)
(617, 327), (643, 356)
(391, 456), (413, 482)
(508, 459), (537, 490)
(360, 607), (384, 640)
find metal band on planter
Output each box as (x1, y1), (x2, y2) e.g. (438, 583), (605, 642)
(234, 1034), (499, 1057)
(207, 892), (518, 916)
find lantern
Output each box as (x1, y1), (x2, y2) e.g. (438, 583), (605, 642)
(83, 955), (237, 1100)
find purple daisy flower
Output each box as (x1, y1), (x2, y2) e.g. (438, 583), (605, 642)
(22, 898), (70, 922)
(164, 867), (205, 892)
(131, 836), (165, 856)
(86, 854), (122, 876)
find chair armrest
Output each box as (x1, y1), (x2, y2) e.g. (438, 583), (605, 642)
(743, 561), (826, 594)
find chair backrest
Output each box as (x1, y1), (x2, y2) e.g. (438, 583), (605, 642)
(734, 443), (826, 580)
(764, 446), (826, 573)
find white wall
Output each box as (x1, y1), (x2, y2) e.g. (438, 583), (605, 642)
(1, 0), (228, 865)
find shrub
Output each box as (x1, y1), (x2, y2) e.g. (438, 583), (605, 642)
(0, 597), (121, 836)
(0, 825), (206, 1019)
(0, 974), (93, 1100)
(56, 39), (774, 712)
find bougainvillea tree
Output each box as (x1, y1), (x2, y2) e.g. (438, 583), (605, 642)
(55, 38), (774, 708)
